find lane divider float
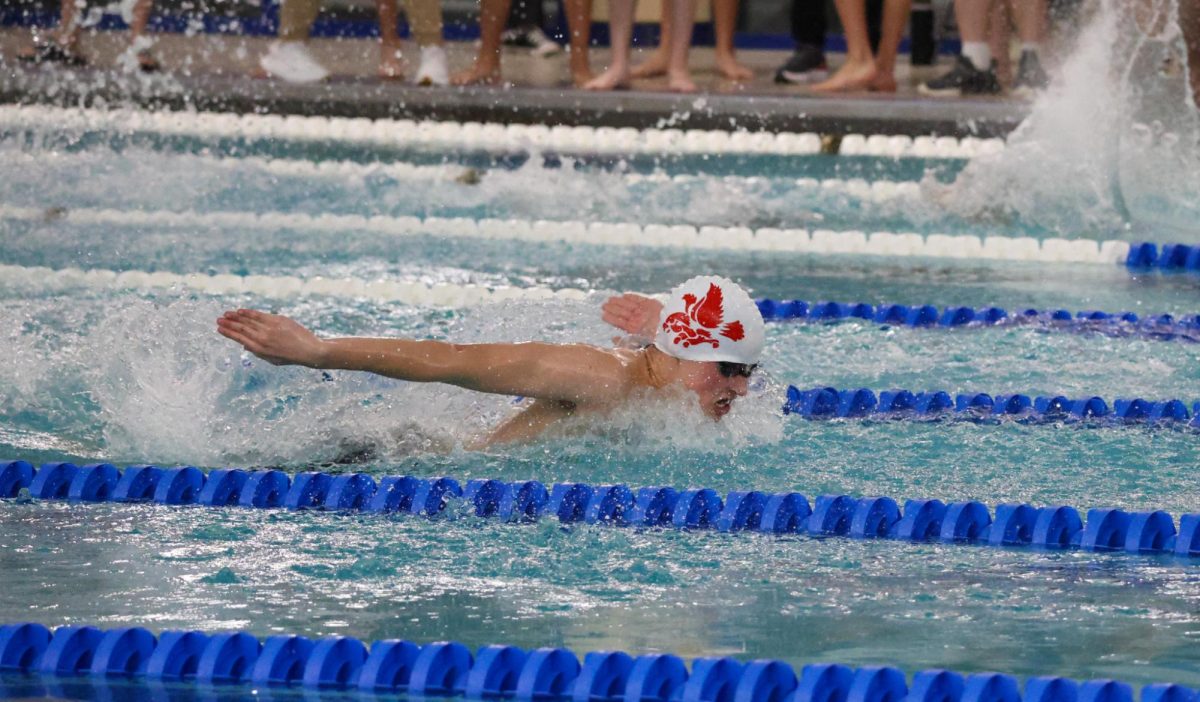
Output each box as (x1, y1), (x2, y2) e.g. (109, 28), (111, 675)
(0, 262), (588, 307)
(0, 205), (1132, 264)
(759, 299), (1200, 341)
(15, 149), (929, 204)
(785, 386), (1200, 426)
(1126, 243), (1200, 274)
(1, 259), (1196, 344)
(0, 621), (1193, 702)
(0, 105), (1005, 159)
(2, 461), (1198, 558)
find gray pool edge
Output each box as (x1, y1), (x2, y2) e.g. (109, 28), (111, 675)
(0, 66), (1028, 137)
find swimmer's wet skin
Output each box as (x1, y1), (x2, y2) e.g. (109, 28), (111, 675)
(217, 276), (765, 446)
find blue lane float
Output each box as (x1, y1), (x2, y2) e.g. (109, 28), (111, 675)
(0, 621), (1195, 702)
(4, 461), (1200, 561)
(783, 386), (1200, 428)
(752, 297), (1200, 342)
(1126, 241), (1200, 276)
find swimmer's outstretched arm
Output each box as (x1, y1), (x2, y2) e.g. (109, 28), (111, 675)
(217, 309), (633, 406)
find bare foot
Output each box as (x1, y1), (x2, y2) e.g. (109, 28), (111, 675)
(666, 69), (697, 93)
(714, 52), (753, 81)
(583, 65), (630, 90)
(571, 67), (595, 87)
(811, 59), (877, 93)
(452, 62), (501, 86)
(378, 51), (405, 80)
(631, 48), (669, 78)
(868, 71), (897, 92)
(569, 56), (594, 88)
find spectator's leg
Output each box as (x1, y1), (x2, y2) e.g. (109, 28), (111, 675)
(812, 0), (878, 92)
(1184, 0), (1200, 105)
(957, 0), (991, 65)
(583, 0), (634, 88)
(452, 0), (511, 84)
(408, 0), (446, 48)
(57, 0), (81, 48)
(774, 0), (827, 83)
(867, 0), (912, 91)
(713, 0), (752, 79)
(988, 0), (1011, 87)
(20, 0), (81, 60)
(631, 3), (671, 78)
(791, 0), (825, 48)
(564, 0), (594, 84)
(917, 0), (1000, 96)
(407, 0), (448, 83)
(377, 0), (404, 78)
(278, 0), (321, 41)
(128, 0), (160, 71)
(665, 0), (699, 91)
(1009, 0), (1048, 92)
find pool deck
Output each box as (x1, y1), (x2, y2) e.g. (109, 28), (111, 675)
(0, 29), (1029, 136)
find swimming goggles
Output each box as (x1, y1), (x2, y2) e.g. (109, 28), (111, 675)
(717, 361), (758, 378)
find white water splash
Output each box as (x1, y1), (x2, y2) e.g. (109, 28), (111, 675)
(939, 0), (1199, 239)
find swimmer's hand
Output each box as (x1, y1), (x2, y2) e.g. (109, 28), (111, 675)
(601, 293), (663, 340)
(217, 309), (327, 367)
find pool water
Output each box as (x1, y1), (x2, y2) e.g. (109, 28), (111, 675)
(2, 89), (1200, 700)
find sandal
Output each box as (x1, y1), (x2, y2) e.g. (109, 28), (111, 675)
(18, 42), (86, 66)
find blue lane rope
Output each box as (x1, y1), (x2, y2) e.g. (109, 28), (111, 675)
(3, 461), (1200, 559)
(753, 298), (1200, 342)
(1126, 242), (1200, 273)
(783, 387), (1200, 426)
(0, 621), (1195, 702)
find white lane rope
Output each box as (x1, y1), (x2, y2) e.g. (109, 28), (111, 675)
(0, 105), (1004, 160)
(0, 205), (1131, 264)
(5, 149), (927, 203)
(0, 263), (589, 306)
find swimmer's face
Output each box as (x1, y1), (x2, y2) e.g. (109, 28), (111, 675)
(677, 359), (753, 420)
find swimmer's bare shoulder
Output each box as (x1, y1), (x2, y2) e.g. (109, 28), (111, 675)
(477, 345), (656, 446)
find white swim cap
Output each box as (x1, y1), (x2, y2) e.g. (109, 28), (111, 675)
(654, 276), (765, 364)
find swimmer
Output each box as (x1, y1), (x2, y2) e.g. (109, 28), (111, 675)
(216, 275), (764, 446)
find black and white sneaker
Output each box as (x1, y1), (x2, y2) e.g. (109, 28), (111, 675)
(501, 26), (562, 57)
(918, 55), (1001, 97)
(774, 44), (828, 84)
(1012, 50), (1049, 97)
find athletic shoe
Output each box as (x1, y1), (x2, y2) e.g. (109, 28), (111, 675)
(918, 55), (1001, 97)
(774, 43), (827, 84)
(259, 41), (329, 83)
(502, 26), (562, 57)
(18, 42), (86, 66)
(1012, 50), (1049, 97)
(415, 44), (450, 86)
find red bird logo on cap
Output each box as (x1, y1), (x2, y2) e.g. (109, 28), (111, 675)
(662, 283), (745, 349)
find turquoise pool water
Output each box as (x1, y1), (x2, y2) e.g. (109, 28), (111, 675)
(1, 115), (1200, 699)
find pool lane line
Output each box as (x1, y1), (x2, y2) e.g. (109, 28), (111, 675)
(0, 204), (1130, 264)
(0, 104), (1005, 159)
(3, 461), (1199, 559)
(12, 148), (927, 203)
(0, 261), (590, 307)
(1, 256), (1198, 343)
(758, 300), (1200, 341)
(784, 386), (1200, 426)
(1, 621), (1193, 702)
